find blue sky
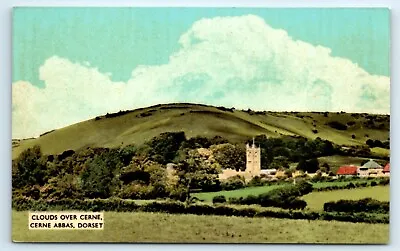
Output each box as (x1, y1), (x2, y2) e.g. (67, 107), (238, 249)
(12, 8), (390, 138)
(13, 8), (389, 85)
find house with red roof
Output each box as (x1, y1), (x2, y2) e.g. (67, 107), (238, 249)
(383, 163), (390, 177)
(336, 165), (358, 177)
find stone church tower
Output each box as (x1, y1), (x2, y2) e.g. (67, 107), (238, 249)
(246, 138), (261, 176)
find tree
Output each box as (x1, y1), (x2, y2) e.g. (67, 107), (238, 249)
(366, 139), (375, 147)
(321, 162), (330, 173)
(12, 145), (47, 189)
(175, 150), (220, 203)
(119, 144), (137, 166)
(183, 136), (212, 149)
(212, 143), (246, 171)
(80, 150), (123, 198)
(296, 158), (319, 173)
(147, 132), (186, 164)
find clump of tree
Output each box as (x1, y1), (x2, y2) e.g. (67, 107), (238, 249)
(104, 109), (132, 118)
(296, 158), (319, 173)
(220, 176), (246, 191)
(324, 198), (389, 214)
(212, 195), (227, 204)
(12, 145), (47, 189)
(147, 132), (186, 164)
(366, 139), (389, 149)
(228, 181), (312, 210)
(211, 143), (246, 171)
(216, 106), (234, 112)
(326, 121), (347, 130)
(80, 149), (123, 198)
(250, 135), (337, 169)
(174, 149), (221, 202)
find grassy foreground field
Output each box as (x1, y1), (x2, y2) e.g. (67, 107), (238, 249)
(12, 211), (389, 243)
(302, 186), (390, 211)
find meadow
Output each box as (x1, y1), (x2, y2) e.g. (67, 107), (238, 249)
(193, 180), (386, 202)
(193, 184), (287, 202)
(12, 211), (389, 243)
(302, 186), (390, 211)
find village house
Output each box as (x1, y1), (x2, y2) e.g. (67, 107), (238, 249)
(358, 159), (383, 177)
(336, 165), (358, 177)
(336, 160), (390, 178)
(383, 163), (390, 176)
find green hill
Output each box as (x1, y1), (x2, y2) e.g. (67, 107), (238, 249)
(12, 103), (389, 159)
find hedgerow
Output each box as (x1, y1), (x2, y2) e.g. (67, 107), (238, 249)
(324, 198), (389, 214)
(12, 197), (388, 224)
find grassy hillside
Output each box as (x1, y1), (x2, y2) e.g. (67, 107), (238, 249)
(13, 211), (388, 243)
(12, 103), (389, 159)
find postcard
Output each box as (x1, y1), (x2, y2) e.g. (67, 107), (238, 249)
(12, 7), (390, 243)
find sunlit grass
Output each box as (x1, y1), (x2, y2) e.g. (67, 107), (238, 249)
(12, 211), (389, 243)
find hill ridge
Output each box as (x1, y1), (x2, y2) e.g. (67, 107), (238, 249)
(12, 103), (389, 159)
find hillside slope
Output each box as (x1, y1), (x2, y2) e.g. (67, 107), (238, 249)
(12, 103), (389, 159)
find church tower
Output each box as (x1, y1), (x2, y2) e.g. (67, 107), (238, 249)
(246, 138), (261, 176)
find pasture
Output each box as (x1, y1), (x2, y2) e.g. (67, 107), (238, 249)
(12, 211), (389, 243)
(302, 186), (390, 211)
(194, 180), (385, 202)
(193, 184), (287, 202)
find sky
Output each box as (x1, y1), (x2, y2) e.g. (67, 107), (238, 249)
(12, 8), (390, 139)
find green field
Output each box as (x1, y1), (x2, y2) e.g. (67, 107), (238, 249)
(12, 211), (389, 243)
(370, 147), (391, 157)
(193, 184), (287, 202)
(194, 181), (385, 202)
(302, 186), (390, 211)
(12, 103), (389, 159)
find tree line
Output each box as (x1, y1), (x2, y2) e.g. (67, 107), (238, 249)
(12, 131), (381, 202)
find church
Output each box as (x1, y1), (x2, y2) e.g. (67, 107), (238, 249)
(218, 139), (263, 180)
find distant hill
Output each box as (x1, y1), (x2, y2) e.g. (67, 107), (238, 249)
(12, 103), (390, 159)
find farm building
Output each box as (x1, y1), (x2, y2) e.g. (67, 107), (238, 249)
(336, 165), (358, 177)
(358, 159), (383, 177)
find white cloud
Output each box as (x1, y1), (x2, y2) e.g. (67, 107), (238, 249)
(12, 15), (390, 139)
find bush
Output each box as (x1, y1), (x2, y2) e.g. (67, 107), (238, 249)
(212, 195), (227, 204)
(221, 177), (245, 191)
(248, 176), (265, 187)
(327, 121), (347, 130)
(228, 181), (311, 210)
(378, 179), (390, 186)
(324, 198), (389, 214)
